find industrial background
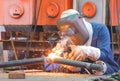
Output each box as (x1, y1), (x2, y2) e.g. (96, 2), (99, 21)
(0, 0), (119, 80)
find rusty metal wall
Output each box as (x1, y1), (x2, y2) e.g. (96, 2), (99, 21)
(0, 0), (73, 25)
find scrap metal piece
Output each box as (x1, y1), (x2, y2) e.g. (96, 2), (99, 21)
(9, 71), (25, 79)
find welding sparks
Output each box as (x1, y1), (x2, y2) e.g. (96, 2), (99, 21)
(48, 53), (56, 59)
(48, 50), (62, 60)
(48, 36), (72, 60)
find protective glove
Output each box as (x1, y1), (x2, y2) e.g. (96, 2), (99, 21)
(67, 45), (101, 61)
(62, 45), (85, 72)
(77, 46), (101, 61)
(63, 45), (101, 72)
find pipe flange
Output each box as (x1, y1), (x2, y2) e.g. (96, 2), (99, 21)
(92, 60), (107, 75)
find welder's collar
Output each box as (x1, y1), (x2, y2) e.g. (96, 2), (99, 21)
(82, 18), (93, 46)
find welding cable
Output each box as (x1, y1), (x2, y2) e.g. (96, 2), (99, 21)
(33, 0), (42, 32)
(84, 68), (91, 74)
(25, 0), (37, 58)
(25, 0), (42, 58)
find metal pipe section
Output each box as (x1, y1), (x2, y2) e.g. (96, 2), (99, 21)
(0, 57), (103, 71)
(46, 57), (103, 71)
(0, 58), (44, 68)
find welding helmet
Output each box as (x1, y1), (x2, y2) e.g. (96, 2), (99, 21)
(57, 9), (89, 45)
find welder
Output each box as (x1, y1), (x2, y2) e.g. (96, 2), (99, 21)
(45, 9), (120, 75)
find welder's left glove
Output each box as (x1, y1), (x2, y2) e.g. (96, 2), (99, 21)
(68, 45), (101, 61)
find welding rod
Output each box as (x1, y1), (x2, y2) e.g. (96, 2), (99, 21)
(46, 57), (103, 71)
(0, 58), (44, 68)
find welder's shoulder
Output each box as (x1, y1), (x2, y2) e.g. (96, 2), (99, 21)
(91, 22), (108, 33)
(91, 22), (107, 29)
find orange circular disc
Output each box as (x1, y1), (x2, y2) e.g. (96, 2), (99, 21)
(47, 2), (60, 18)
(82, 2), (96, 18)
(9, 4), (24, 19)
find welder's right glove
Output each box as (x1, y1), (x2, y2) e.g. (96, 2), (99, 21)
(63, 45), (101, 72)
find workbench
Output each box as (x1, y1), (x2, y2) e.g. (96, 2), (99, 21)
(0, 71), (116, 81)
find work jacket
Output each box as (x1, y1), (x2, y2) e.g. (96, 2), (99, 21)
(91, 22), (120, 74)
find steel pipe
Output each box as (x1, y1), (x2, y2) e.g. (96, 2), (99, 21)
(46, 57), (103, 71)
(0, 58), (44, 68)
(0, 57), (103, 71)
